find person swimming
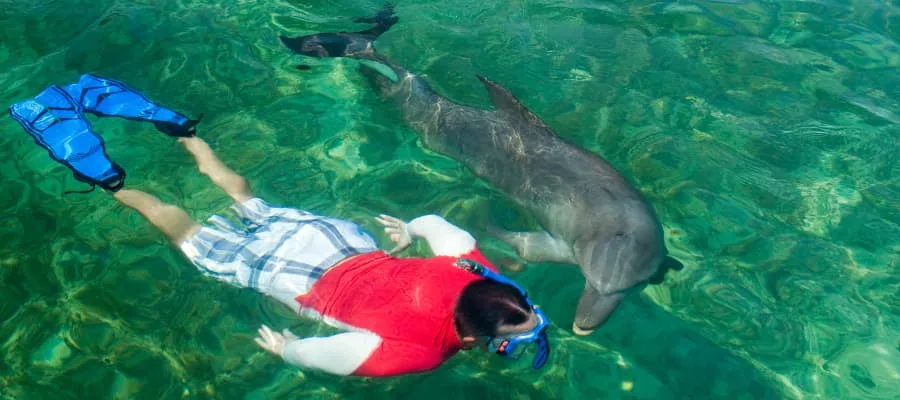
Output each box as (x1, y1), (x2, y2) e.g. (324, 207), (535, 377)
(8, 73), (552, 377)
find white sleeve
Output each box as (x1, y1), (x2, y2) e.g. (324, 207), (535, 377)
(280, 332), (381, 376)
(406, 214), (477, 257)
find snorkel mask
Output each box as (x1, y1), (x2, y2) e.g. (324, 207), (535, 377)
(455, 259), (551, 369)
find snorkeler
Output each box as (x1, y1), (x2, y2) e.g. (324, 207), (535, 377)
(8, 75), (551, 377)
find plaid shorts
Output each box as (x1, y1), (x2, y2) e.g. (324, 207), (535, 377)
(179, 197), (379, 309)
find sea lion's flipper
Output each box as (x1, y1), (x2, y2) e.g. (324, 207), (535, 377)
(352, 3), (396, 24)
(490, 226), (576, 264)
(351, 3), (399, 38)
(280, 4), (398, 59)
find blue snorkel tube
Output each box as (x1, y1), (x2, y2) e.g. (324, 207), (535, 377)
(455, 259), (551, 369)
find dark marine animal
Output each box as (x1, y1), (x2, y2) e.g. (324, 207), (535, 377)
(280, 5), (684, 334)
(279, 3), (398, 69)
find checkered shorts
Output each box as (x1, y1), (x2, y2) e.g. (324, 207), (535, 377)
(179, 198), (379, 309)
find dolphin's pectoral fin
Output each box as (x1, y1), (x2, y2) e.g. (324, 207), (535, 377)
(489, 227), (576, 264)
(664, 256), (684, 271)
(647, 272), (664, 285)
(647, 256), (685, 285)
(476, 75), (547, 128)
(573, 286), (625, 335)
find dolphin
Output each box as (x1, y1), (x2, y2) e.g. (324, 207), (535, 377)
(279, 10), (684, 335)
(360, 62), (684, 334)
(279, 3), (398, 68)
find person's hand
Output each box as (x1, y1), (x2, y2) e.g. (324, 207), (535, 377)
(375, 214), (412, 254)
(254, 324), (299, 356)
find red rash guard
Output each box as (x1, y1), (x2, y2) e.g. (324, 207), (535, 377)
(294, 247), (499, 377)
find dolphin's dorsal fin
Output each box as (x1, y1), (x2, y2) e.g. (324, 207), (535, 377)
(477, 75), (547, 128)
(662, 256), (684, 271)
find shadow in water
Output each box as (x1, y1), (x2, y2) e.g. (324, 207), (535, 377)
(599, 293), (782, 399)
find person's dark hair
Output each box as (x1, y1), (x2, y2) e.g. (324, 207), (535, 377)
(455, 279), (532, 338)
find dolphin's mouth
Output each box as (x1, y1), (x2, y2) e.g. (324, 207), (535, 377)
(358, 59), (399, 82)
(572, 323), (595, 336)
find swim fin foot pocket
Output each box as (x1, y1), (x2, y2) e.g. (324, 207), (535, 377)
(154, 113), (203, 137)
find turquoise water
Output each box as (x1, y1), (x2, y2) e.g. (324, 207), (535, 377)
(1, 0), (898, 399)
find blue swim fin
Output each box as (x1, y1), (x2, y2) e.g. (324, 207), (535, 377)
(9, 85), (126, 192)
(64, 74), (202, 137)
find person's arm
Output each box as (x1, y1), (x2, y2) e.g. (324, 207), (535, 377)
(375, 214), (476, 257)
(255, 325), (380, 376)
(407, 214), (477, 256)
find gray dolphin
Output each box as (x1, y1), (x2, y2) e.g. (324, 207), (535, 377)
(357, 59), (684, 334)
(280, 11), (684, 334)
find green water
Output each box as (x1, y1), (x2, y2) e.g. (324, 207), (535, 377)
(1, 0), (898, 398)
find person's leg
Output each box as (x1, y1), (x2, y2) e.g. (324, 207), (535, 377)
(113, 189), (201, 244)
(178, 136), (253, 203)
(116, 187), (255, 292)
